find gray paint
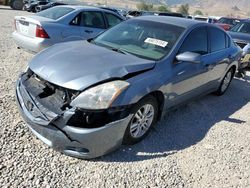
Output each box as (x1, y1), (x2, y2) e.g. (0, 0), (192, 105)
(29, 41), (155, 91)
(16, 16), (241, 159)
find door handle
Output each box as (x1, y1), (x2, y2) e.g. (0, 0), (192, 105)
(85, 30), (93, 34)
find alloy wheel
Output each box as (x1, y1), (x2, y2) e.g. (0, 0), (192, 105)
(130, 104), (155, 138)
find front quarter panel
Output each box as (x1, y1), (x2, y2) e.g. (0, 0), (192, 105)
(111, 61), (171, 107)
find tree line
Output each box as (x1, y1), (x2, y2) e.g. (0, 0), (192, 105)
(136, 2), (204, 16)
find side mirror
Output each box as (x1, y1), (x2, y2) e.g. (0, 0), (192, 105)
(242, 43), (250, 56)
(176, 52), (202, 64)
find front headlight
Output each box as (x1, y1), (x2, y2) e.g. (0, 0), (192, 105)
(70, 80), (130, 110)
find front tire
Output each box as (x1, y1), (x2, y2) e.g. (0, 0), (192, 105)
(123, 95), (158, 145)
(215, 68), (234, 96)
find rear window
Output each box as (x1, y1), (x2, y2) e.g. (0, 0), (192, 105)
(36, 7), (74, 20)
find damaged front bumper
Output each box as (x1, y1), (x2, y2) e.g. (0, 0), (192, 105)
(15, 73), (132, 159)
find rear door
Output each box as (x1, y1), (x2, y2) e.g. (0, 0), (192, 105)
(206, 27), (230, 83)
(78, 11), (106, 39)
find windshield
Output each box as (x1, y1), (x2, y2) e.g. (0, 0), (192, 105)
(36, 7), (74, 20)
(230, 22), (250, 34)
(93, 19), (184, 60)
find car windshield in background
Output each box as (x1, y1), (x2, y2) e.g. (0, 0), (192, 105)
(93, 19), (184, 60)
(218, 18), (235, 25)
(36, 7), (74, 20)
(230, 22), (250, 34)
(218, 18), (233, 25)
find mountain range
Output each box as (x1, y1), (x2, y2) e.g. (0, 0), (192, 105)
(81, 0), (250, 17)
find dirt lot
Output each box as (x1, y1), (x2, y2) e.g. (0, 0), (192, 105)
(0, 6), (250, 188)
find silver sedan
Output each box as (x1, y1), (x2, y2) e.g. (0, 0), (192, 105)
(12, 5), (125, 53)
(16, 16), (241, 159)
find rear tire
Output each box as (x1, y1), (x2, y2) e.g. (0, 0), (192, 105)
(215, 68), (234, 96)
(123, 95), (158, 145)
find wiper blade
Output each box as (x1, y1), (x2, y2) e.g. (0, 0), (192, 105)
(90, 41), (130, 55)
(111, 48), (127, 55)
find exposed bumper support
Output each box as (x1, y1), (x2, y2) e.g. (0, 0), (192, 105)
(16, 75), (132, 159)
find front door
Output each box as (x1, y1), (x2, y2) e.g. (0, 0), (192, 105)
(168, 27), (211, 107)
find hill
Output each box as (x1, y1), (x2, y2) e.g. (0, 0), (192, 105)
(80, 0), (250, 18)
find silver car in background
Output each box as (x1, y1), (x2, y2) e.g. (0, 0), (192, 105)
(12, 5), (125, 53)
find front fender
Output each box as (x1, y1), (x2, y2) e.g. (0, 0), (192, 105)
(111, 64), (169, 107)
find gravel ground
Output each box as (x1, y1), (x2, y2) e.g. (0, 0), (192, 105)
(0, 6), (250, 188)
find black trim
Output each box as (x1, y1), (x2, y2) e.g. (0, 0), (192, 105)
(67, 106), (132, 128)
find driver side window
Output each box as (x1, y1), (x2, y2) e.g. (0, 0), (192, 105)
(179, 27), (208, 55)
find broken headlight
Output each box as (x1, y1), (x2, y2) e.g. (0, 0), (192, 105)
(70, 80), (129, 110)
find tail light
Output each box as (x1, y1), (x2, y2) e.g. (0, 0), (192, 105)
(36, 25), (49, 38)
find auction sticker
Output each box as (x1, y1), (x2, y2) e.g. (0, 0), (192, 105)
(144, 38), (168, 47)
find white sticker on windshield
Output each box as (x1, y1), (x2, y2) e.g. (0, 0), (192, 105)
(144, 38), (168, 47)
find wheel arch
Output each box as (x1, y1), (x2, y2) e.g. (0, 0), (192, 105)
(230, 64), (237, 75)
(137, 90), (165, 121)
(219, 62), (238, 83)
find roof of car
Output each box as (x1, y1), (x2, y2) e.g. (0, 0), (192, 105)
(240, 19), (250, 23)
(135, 16), (206, 28)
(219, 17), (240, 20)
(57, 5), (109, 11)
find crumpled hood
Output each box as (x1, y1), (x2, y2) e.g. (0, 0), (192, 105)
(228, 31), (250, 43)
(29, 41), (155, 91)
